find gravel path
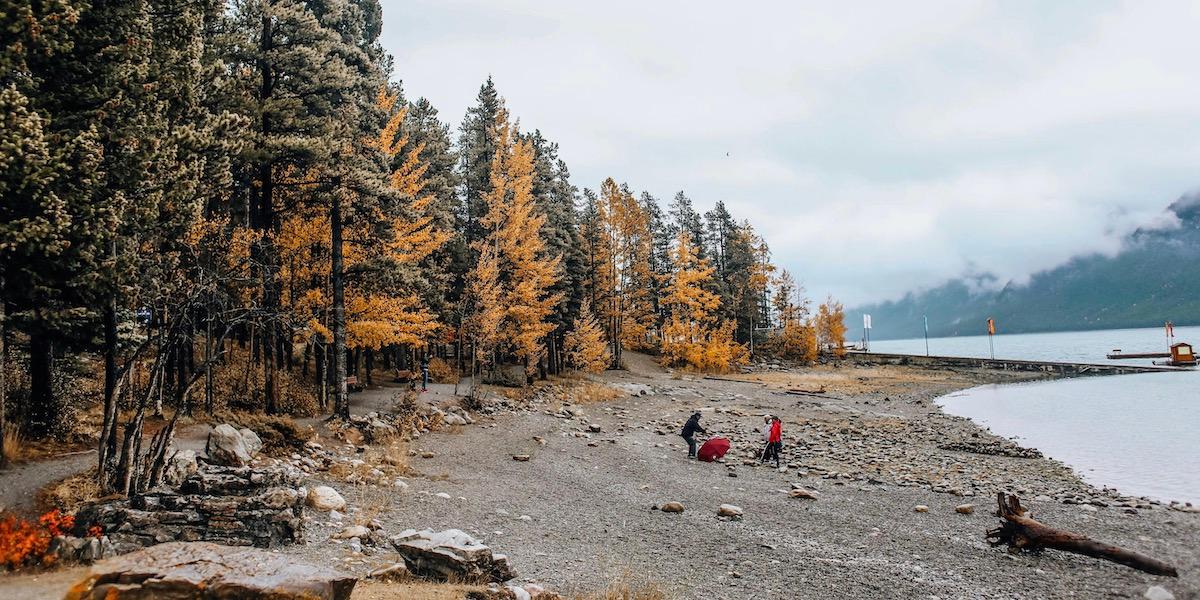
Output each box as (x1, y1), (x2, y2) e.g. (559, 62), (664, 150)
(291, 359), (1198, 599)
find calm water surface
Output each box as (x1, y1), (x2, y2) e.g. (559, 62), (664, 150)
(871, 326), (1199, 504)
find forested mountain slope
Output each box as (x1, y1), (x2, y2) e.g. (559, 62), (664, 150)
(855, 194), (1200, 340)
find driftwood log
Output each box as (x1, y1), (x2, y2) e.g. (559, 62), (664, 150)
(986, 493), (1178, 577)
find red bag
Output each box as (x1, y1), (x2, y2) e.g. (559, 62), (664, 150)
(697, 437), (731, 462)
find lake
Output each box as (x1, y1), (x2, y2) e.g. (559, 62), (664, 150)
(871, 326), (1199, 504)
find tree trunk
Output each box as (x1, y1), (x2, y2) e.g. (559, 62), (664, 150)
(204, 308), (215, 415)
(987, 493), (1178, 577)
(0, 293), (6, 469)
(98, 297), (120, 488)
(314, 338), (327, 411)
(27, 328), (55, 438)
(330, 182), (349, 420)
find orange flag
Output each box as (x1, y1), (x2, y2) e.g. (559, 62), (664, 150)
(987, 318), (996, 336)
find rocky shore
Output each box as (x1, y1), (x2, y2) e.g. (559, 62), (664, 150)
(3, 356), (1196, 599)
(272, 356), (1197, 599)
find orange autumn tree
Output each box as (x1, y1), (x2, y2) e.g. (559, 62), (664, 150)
(769, 269), (818, 362)
(816, 296), (848, 357)
(468, 104), (562, 377)
(592, 178), (657, 365)
(661, 231), (747, 372)
(563, 298), (610, 374)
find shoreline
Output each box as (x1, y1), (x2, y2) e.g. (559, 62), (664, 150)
(2, 358), (1195, 599)
(282, 357), (1197, 598)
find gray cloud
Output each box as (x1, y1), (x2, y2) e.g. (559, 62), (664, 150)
(379, 0), (1200, 305)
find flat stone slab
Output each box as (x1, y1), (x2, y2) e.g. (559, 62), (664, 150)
(64, 541), (356, 600)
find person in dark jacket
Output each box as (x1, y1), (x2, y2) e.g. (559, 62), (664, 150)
(680, 411), (706, 458)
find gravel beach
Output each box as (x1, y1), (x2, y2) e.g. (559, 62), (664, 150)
(289, 354), (1198, 599)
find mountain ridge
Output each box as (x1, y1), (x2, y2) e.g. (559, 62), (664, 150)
(853, 193), (1200, 340)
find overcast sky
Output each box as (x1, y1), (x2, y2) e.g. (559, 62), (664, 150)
(379, 0), (1200, 306)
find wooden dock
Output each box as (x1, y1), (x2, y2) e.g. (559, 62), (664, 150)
(848, 351), (1181, 377)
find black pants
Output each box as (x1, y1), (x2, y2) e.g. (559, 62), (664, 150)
(682, 435), (696, 457)
(765, 442), (781, 466)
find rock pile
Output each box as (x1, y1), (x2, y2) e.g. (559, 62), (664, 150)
(391, 528), (517, 583)
(64, 541), (356, 600)
(206, 424), (264, 467)
(48, 534), (112, 565)
(75, 465), (305, 552)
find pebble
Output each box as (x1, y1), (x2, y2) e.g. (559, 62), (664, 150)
(435, 492), (452, 499)
(789, 488), (818, 500)
(512, 454), (531, 462)
(660, 502), (685, 513)
(955, 504), (975, 515)
(914, 505), (929, 513)
(718, 504), (743, 518)
(1144, 585), (1175, 600)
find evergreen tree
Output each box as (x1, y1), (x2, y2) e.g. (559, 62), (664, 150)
(405, 96), (463, 324)
(457, 77), (501, 249)
(668, 191), (705, 258)
(527, 131), (586, 374)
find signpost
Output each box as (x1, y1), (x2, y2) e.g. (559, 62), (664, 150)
(863, 314), (872, 352)
(987, 317), (996, 360)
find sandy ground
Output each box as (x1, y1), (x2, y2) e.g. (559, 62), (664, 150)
(2, 355), (1196, 599)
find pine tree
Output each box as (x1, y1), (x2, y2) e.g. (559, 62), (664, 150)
(458, 77), (501, 249)
(405, 96), (463, 326)
(564, 299), (610, 374)
(668, 191), (706, 258)
(528, 131), (586, 374)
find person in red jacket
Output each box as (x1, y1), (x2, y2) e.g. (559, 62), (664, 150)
(766, 416), (783, 468)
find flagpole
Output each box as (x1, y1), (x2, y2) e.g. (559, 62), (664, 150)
(923, 314), (929, 356)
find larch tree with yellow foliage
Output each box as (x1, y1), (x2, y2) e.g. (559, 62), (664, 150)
(587, 178), (657, 367)
(563, 299), (610, 374)
(816, 296), (848, 357)
(468, 104), (562, 378)
(660, 231), (748, 372)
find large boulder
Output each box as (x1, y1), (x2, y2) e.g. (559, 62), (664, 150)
(206, 424), (255, 466)
(306, 485), (347, 512)
(163, 449), (198, 486)
(240, 428), (263, 456)
(64, 541), (356, 600)
(391, 528), (516, 583)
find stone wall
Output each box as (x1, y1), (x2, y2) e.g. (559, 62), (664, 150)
(76, 465), (305, 552)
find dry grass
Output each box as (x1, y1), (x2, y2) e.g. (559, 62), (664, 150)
(565, 382), (624, 405)
(350, 574), (673, 600)
(352, 580), (486, 600)
(569, 574), (672, 600)
(37, 467), (103, 514)
(3, 429), (23, 463)
(733, 364), (963, 396)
